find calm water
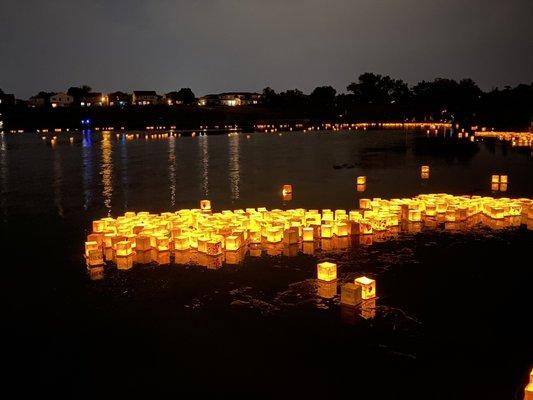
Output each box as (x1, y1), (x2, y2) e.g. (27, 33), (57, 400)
(4, 130), (531, 397)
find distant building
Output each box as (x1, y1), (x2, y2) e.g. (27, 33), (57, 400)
(108, 91), (132, 106)
(198, 92), (261, 106)
(164, 92), (183, 106)
(28, 95), (47, 108)
(81, 92), (105, 107)
(49, 92), (74, 108)
(132, 91), (158, 105)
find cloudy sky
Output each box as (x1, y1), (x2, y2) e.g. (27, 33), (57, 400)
(1, 0), (532, 98)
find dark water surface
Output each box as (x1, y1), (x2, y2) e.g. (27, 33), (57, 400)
(3, 130), (531, 397)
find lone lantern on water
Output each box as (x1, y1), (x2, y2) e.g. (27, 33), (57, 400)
(357, 176), (366, 185)
(200, 199), (211, 212)
(421, 165), (430, 174)
(317, 261), (337, 282)
(282, 184), (292, 196)
(340, 282), (362, 306)
(355, 276), (376, 299)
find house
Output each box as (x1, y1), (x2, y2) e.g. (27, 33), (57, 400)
(132, 91), (158, 105)
(108, 91), (132, 106)
(197, 94), (220, 106)
(28, 95), (47, 108)
(49, 92), (74, 108)
(81, 92), (106, 107)
(198, 92), (262, 106)
(164, 92), (183, 106)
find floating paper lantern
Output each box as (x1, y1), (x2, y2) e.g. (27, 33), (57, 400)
(266, 226), (283, 243)
(334, 222), (348, 237)
(85, 241), (99, 257)
(302, 227), (314, 242)
(359, 199), (372, 210)
(357, 176), (366, 185)
(355, 276), (376, 299)
(340, 283), (362, 306)
(284, 227), (299, 244)
(500, 175), (508, 184)
(135, 235), (151, 251)
(115, 241), (133, 257)
(282, 184), (292, 196)
(320, 224), (333, 238)
(200, 199), (211, 211)
(174, 235), (190, 251)
(491, 175), (500, 184)
(92, 220), (105, 233)
(317, 261), (337, 282)
(421, 165), (430, 174)
(225, 235), (241, 250)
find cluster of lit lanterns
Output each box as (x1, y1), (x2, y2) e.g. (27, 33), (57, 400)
(474, 130), (533, 148)
(84, 190), (533, 274)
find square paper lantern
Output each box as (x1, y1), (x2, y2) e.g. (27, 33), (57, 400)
(302, 227), (314, 242)
(200, 199), (211, 211)
(266, 227), (283, 243)
(206, 239), (222, 256)
(340, 283), (362, 306)
(357, 176), (366, 185)
(135, 235), (151, 251)
(421, 165), (430, 174)
(174, 235), (190, 251)
(317, 261), (337, 282)
(115, 241), (133, 257)
(284, 227), (299, 245)
(491, 175), (500, 184)
(85, 241), (99, 257)
(334, 222), (348, 237)
(499, 175), (508, 184)
(321, 224), (333, 238)
(225, 235), (240, 250)
(355, 276), (376, 299)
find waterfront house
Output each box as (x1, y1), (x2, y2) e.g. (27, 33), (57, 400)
(81, 92), (105, 107)
(132, 91), (158, 105)
(164, 92), (183, 106)
(198, 92), (261, 106)
(49, 92), (74, 108)
(108, 91), (132, 106)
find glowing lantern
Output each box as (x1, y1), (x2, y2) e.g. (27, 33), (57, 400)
(225, 235), (241, 250)
(92, 220), (105, 233)
(206, 239), (222, 256)
(500, 175), (508, 184)
(85, 241), (99, 257)
(115, 241), (132, 257)
(359, 199), (372, 210)
(491, 175), (500, 184)
(174, 235), (190, 251)
(354, 276), (376, 299)
(321, 224), (333, 238)
(302, 227), (314, 242)
(334, 222), (348, 237)
(200, 199), (211, 212)
(421, 165), (430, 174)
(282, 184), (292, 196)
(317, 261), (337, 282)
(340, 283), (362, 306)
(266, 227), (283, 243)
(356, 176), (366, 185)
(156, 237), (170, 251)
(135, 235), (151, 251)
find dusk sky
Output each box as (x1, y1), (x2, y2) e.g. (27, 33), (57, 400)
(1, 0), (532, 98)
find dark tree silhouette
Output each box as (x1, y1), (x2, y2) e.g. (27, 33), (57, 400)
(176, 88), (195, 105)
(310, 86), (337, 108)
(347, 73), (409, 104)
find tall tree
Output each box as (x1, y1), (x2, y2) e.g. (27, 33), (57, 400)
(347, 73), (409, 104)
(176, 88), (195, 105)
(310, 86), (337, 108)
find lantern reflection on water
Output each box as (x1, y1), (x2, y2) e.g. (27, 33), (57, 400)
(340, 282), (362, 306)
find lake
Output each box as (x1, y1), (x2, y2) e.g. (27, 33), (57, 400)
(4, 129), (531, 397)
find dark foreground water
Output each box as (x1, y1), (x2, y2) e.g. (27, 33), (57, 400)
(2, 130), (532, 397)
